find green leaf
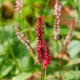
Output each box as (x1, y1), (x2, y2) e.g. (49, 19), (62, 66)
(1, 60), (14, 77)
(68, 40), (80, 58)
(63, 70), (80, 80)
(0, 45), (5, 55)
(24, 56), (40, 72)
(12, 72), (32, 80)
(69, 58), (79, 66)
(47, 70), (80, 80)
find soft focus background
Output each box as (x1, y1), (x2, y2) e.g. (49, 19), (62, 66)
(0, 0), (80, 80)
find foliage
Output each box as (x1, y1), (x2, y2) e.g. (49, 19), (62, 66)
(0, 0), (80, 80)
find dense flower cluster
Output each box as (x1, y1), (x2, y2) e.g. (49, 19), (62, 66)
(15, 24), (35, 55)
(43, 46), (52, 69)
(53, 0), (61, 40)
(15, 0), (23, 13)
(35, 17), (52, 69)
(64, 17), (75, 47)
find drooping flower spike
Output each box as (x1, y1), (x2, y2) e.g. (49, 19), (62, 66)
(15, 0), (23, 13)
(15, 24), (35, 55)
(64, 17), (75, 48)
(53, 0), (61, 40)
(15, 0), (36, 57)
(35, 17), (52, 69)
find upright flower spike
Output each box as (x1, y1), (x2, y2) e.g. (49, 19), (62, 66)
(35, 17), (52, 69)
(64, 17), (75, 47)
(53, 0), (61, 40)
(36, 17), (45, 61)
(15, 0), (23, 13)
(15, 24), (35, 55)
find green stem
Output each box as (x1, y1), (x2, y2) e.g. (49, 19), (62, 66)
(44, 69), (46, 80)
(56, 40), (59, 58)
(60, 40), (64, 80)
(19, 13), (20, 24)
(43, 0), (49, 19)
(0, 1), (3, 79)
(41, 64), (43, 80)
(0, 0), (2, 22)
(56, 40), (62, 79)
(2, 25), (22, 73)
(78, 0), (80, 14)
(41, 65), (46, 80)
(19, 13), (23, 70)
(0, 0), (22, 73)
(20, 43), (23, 70)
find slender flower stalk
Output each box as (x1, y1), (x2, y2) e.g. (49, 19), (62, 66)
(53, 0), (61, 40)
(64, 17), (75, 48)
(35, 17), (52, 69)
(55, 17), (75, 80)
(44, 69), (46, 80)
(15, 0), (35, 57)
(53, 1), (74, 80)
(53, 1), (62, 79)
(15, 0), (23, 13)
(15, 24), (35, 56)
(15, 0), (23, 69)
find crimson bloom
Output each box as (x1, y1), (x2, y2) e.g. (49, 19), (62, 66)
(35, 17), (52, 69)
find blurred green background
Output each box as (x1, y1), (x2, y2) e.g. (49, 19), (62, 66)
(0, 0), (80, 80)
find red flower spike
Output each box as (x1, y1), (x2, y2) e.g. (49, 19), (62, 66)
(35, 17), (52, 69)
(57, 77), (60, 80)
